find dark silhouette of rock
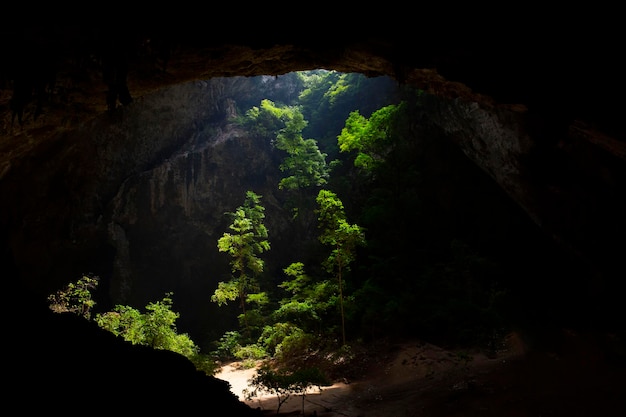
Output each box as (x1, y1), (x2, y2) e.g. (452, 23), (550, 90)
(8, 301), (260, 415)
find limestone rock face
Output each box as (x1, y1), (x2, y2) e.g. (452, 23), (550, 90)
(103, 81), (295, 339)
(414, 94), (626, 280)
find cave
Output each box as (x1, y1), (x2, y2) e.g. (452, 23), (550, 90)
(2, 11), (625, 416)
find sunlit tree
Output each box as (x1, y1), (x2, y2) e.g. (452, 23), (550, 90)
(274, 262), (334, 337)
(96, 292), (193, 352)
(337, 104), (399, 172)
(93, 292), (216, 375)
(238, 99), (328, 218)
(212, 190), (270, 338)
(47, 274), (99, 320)
(274, 108), (329, 191)
(315, 189), (365, 346)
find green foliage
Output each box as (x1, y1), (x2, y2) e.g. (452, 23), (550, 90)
(274, 108), (328, 190)
(95, 305), (144, 343)
(95, 292), (198, 355)
(273, 300), (319, 329)
(239, 291), (271, 340)
(298, 71), (400, 160)
(212, 191), (270, 305)
(316, 190), (366, 274)
(250, 261), (341, 360)
(212, 190), (270, 339)
(47, 274), (99, 320)
(280, 262), (308, 293)
(143, 293), (192, 352)
(278, 137), (329, 191)
(274, 329), (316, 361)
(49, 276), (218, 376)
(276, 262), (338, 336)
(187, 352), (220, 376)
(316, 190), (366, 346)
(94, 292), (219, 374)
(239, 97), (329, 194)
(324, 75), (351, 105)
(279, 262), (320, 305)
(233, 343), (267, 364)
(258, 322), (300, 356)
(237, 99), (287, 138)
(337, 104), (398, 172)
(210, 280), (239, 307)
(297, 70), (342, 123)
(213, 330), (243, 360)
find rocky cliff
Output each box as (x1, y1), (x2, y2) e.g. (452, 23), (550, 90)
(104, 79), (299, 343)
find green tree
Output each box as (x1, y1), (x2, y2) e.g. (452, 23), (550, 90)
(237, 98), (286, 138)
(47, 274), (99, 320)
(337, 104), (399, 173)
(316, 189), (366, 346)
(94, 292), (217, 375)
(235, 290), (271, 358)
(274, 262), (330, 335)
(49, 277), (216, 375)
(238, 98), (328, 207)
(95, 292), (197, 355)
(212, 190), (270, 338)
(95, 304), (144, 343)
(298, 71), (399, 156)
(274, 108), (329, 192)
(258, 262), (338, 360)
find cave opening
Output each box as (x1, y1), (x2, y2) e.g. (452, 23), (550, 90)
(38, 69), (600, 378)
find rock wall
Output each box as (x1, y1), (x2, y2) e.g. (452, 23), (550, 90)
(105, 110), (295, 342)
(414, 93), (626, 286)
(2, 79), (239, 299)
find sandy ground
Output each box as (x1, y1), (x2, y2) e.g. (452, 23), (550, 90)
(215, 336), (519, 416)
(216, 361), (349, 415)
(216, 331), (626, 416)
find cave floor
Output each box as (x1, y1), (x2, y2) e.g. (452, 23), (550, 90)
(217, 331), (626, 417)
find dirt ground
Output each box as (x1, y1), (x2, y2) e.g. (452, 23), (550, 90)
(216, 330), (626, 417)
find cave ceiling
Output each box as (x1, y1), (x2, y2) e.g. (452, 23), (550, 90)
(2, 12), (624, 140)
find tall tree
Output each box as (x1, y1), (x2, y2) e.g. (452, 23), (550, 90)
(240, 98), (328, 229)
(274, 107), (329, 192)
(274, 262), (332, 337)
(315, 189), (366, 346)
(239, 98), (328, 193)
(211, 191), (270, 338)
(337, 104), (399, 173)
